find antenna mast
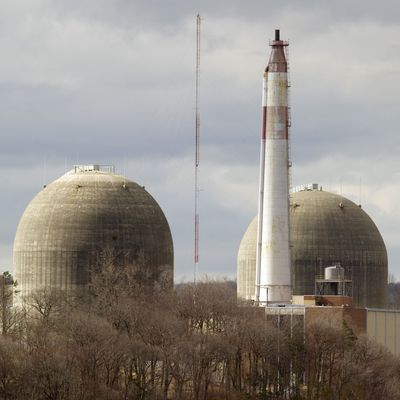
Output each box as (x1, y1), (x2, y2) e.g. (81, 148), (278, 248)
(194, 14), (201, 283)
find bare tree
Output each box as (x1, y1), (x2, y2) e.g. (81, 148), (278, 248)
(0, 266), (398, 400)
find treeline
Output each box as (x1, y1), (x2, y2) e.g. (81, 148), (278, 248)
(388, 281), (400, 308)
(0, 265), (399, 400)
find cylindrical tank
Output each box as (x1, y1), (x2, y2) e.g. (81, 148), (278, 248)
(13, 165), (173, 297)
(237, 189), (388, 308)
(324, 265), (344, 281)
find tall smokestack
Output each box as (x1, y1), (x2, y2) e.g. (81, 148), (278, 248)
(255, 30), (291, 304)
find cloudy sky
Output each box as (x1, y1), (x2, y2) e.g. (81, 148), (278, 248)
(1, 1), (399, 281)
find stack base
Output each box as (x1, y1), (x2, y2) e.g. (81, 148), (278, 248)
(259, 285), (291, 304)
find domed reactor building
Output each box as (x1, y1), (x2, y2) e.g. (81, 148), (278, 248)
(237, 186), (388, 308)
(13, 165), (173, 297)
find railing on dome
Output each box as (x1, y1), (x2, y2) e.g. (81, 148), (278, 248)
(269, 40), (290, 47)
(73, 165), (115, 173)
(290, 183), (319, 193)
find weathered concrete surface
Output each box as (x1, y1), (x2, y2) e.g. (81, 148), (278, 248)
(237, 189), (388, 308)
(13, 168), (173, 297)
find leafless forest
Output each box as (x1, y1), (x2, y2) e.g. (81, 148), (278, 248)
(0, 266), (399, 400)
(388, 281), (400, 309)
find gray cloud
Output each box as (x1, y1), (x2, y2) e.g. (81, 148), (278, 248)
(0, 1), (399, 280)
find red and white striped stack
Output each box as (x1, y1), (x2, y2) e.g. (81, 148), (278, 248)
(255, 30), (292, 304)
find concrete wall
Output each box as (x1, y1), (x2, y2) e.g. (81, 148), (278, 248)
(237, 190), (388, 308)
(14, 169), (174, 297)
(367, 309), (400, 356)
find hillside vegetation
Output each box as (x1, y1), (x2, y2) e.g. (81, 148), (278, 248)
(0, 266), (399, 400)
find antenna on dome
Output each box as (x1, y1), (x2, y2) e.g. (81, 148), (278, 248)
(42, 157), (47, 188)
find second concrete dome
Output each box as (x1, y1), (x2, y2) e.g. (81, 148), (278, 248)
(13, 165), (173, 297)
(237, 188), (387, 308)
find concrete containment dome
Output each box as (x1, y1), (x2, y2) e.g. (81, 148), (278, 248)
(237, 188), (388, 308)
(13, 165), (173, 297)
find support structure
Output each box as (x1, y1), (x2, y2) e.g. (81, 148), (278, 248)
(194, 14), (201, 283)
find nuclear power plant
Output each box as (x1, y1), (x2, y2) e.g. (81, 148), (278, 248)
(9, 29), (389, 312)
(237, 29), (388, 308)
(254, 29), (291, 304)
(6, 27), (399, 358)
(13, 164), (173, 297)
(238, 187), (388, 308)
(235, 30), (400, 355)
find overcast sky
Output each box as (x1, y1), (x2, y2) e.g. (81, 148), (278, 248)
(1, 1), (399, 281)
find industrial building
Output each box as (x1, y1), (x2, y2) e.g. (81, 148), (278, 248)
(264, 301), (400, 357)
(254, 28), (291, 304)
(237, 186), (388, 308)
(13, 165), (173, 297)
(235, 28), (399, 359)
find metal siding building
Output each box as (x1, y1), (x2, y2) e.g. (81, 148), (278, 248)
(265, 305), (400, 356)
(367, 309), (400, 356)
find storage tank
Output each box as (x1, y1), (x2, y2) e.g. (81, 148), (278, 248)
(237, 188), (388, 308)
(324, 265), (345, 280)
(13, 165), (173, 297)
